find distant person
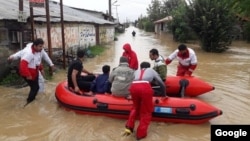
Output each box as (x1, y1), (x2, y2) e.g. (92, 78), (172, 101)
(122, 62), (166, 140)
(132, 30), (136, 37)
(108, 56), (134, 97)
(67, 49), (96, 94)
(87, 65), (111, 95)
(149, 48), (167, 81)
(122, 43), (139, 70)
(165, 44), (197, 76)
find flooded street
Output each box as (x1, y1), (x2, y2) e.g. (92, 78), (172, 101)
(0, 26), (250, 141)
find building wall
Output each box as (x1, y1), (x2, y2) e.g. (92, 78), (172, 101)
(0, 21), (114, 80)
(99, 26), (114, 44)
(79, 24), (96, 47)
(35, 23), (114, 49)
(155, 24), (161, 34)
(155, 22), (169, 34)
(35, 23), (96, 49)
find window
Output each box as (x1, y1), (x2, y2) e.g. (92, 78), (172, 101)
(23, 30), (33, 43)
(9, 30), (20, 43)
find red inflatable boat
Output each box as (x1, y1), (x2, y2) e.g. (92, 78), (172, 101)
(80, 73), (214, 97)
(55, 81), (222, 124)
(165, 76), (214, 97)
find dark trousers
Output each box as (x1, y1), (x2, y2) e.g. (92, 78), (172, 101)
(23, 76), (39, 103)
(77, 75), (96, 91)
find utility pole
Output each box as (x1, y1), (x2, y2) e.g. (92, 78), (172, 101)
(108, 0), (111, 21)
(19, 0), (24, 49)
(30, 6), (35, 41)
(19, 0), (23, 17)
(109, 0), (118, 21)
(45, 0), (52, 61)
(45, 0), (53, 75)
(60, 0), (66, 69)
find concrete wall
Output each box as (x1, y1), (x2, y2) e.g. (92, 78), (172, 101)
(35, 23), (114, 49)
(99, 26), (114, 44)
(154, 22), (169, 34)
(0, 22), (114, 80)
(155, 24), (161, 34)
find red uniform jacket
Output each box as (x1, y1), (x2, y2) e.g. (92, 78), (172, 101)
(122, 43), (138, 70)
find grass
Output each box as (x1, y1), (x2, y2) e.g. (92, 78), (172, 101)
(0, 66), (52, 86)
(88, 45), (106, 56)
(0, 72), (21, 85)
(43, 65), (53, 80)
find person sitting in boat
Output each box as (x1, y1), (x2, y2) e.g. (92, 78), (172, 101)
(108, 56), (134, 97)
(86, 65), (111, 95)
(149, 48), (167, 81)
(67, 49), (96, 94)
(123, 61), (166, 140)
(122, 43), (139, 70)
(132, 30), (136, 37)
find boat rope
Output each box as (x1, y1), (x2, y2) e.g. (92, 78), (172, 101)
(93, 99), (132, 106)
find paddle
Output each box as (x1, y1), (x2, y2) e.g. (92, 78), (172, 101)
(179, 79), (189, 97)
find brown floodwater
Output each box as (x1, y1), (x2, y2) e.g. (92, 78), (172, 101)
(0, 26), (250, 141)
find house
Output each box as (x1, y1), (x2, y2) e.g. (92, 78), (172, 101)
(154, 16), (172, 34)
(0, 0), (115, 80)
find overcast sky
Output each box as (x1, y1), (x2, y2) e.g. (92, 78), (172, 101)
(52, 0), (152, 22)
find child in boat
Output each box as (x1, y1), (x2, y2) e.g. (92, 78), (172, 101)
(87, 65), (111, 95)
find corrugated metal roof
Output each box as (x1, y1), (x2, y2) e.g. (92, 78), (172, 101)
(0, 0), (114, 25)
(72, 8), (108, 19)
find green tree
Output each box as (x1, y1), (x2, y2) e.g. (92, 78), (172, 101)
(237, 0), (250, 42)
(234, 0), (250, 17)
(170, 4), (192, 42)
(147, 0), (163, 22)
(137, 16), (154, 32)
(137, 16), (147, 30)
(161, 0), (185, 16)
(243, 22), (250, 42)
(165, 0), (193, 42)
(185, 0), (235, 52)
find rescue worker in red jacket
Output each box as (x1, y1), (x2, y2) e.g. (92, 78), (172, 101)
(122, 43), (139, 70)
(19, 38), (46, 106)
(123, 62), (166, 140)
(165, 44), (197, 76)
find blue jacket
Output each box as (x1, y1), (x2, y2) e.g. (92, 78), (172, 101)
(90, 73), (111, 93)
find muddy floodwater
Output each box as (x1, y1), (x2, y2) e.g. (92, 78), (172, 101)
(0, 26), (250, 141)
